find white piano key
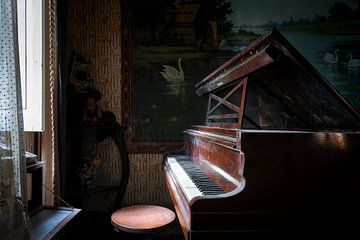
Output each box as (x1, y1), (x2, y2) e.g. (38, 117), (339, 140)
(167, 157), (203, 201)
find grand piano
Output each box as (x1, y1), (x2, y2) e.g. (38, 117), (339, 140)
(164, 29), (360, 239)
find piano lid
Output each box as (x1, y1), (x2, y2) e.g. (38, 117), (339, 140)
(195, 28), (287, 95)
(198, 28), (360, 131)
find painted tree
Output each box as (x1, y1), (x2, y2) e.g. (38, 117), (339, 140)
(134, 0), (177, 44)
(354, 0), (360, 19)
(181, 0), (234, 37)
(328, 1), (353, 21)
(134, 0), (234, 45)
(353, 0), (359, 9)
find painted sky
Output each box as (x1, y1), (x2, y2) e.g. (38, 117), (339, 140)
(230, 0), (356, 26)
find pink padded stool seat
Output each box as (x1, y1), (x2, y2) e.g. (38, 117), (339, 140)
(111, 204), (176, 233)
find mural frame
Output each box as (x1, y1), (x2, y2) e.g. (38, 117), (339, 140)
(121, 0), (183, 153)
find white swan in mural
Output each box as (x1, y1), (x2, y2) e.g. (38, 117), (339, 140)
(160, 58), (184, 82)
(347, 53), (360, 67)
(160, 58), (185, 96)
(323, 49), (339, 64)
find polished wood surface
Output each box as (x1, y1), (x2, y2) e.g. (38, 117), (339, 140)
(111, 205), (176, 233)
(184, 129), (244, 192)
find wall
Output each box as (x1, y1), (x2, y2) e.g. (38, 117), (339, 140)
(66, 0), (171, 208)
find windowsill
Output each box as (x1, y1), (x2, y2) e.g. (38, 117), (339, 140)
(29, 206), (81, 240)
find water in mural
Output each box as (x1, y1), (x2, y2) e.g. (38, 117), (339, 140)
(134, 50), (232, 141)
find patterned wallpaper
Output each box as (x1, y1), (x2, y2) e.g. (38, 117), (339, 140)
(67, 0), (171, 208)
(67, 0), (122, 117)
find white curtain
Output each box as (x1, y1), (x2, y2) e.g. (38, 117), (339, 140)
(0, 0), (29, 239)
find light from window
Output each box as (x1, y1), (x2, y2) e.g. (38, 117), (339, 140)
(17, 0), (43, 131)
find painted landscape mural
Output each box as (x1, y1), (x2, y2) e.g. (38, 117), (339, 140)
(133, 0), (360, 141)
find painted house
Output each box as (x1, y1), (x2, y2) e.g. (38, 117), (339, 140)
(168, 3), (217, 48)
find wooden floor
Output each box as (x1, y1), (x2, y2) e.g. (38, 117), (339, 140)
(61, 210), (184, 240)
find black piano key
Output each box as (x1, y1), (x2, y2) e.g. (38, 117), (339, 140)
(176, 157), (226, 195)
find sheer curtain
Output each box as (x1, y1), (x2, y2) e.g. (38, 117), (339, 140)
(0, 0), (29, 239)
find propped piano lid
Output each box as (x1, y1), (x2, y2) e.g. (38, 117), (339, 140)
(196, 28), (329, 96)
(196, 28), (360, 130)
(195, 28), (284, 95)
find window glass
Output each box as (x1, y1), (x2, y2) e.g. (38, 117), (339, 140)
(17, 0), (43, 131)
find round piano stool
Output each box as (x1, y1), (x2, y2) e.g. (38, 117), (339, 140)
(111, 204), (176, 239)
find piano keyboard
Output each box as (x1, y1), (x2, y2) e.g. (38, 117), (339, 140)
(177, 158), (226, 195)
(167, 156), (225, 198)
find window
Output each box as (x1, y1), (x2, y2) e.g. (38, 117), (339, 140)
(17, 0), (43, 131)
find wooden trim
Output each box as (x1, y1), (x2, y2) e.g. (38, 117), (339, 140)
(42, 0), (59, 206)
(238, 77), (248, 127)
(208, 114), (239, 119)
(207, 122), (240, 128)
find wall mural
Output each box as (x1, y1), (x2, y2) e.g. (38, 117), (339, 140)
(123, 0), (360, 151)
